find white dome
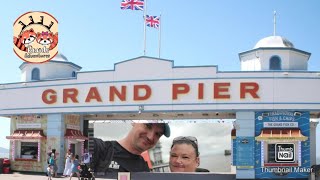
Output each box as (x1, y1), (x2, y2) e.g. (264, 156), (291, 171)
(51, 53), (68, 62)
(254, 36), (294, 49)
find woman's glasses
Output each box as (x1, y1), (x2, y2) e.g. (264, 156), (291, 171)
(172, 136), (199, 156)
(173, 136), (198, 145)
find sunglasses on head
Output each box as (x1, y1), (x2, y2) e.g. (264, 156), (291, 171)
(173, 136), (198, 145)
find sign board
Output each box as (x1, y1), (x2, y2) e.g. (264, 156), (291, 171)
(275, 143), (295, 162)
(263, 122), (298, 128)
(17, 123), (41, 129)
(236, 137), (254, 169)
(66, 124), (80, 130)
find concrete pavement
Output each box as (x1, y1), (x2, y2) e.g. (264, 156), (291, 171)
(0, 172), (237, 180)
(0, 172), (111, 180)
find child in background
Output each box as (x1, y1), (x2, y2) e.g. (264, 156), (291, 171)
(47, 153), (55, 180)
(47, 164), (53, 180)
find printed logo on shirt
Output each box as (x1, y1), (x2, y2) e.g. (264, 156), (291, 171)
(13, 11), (58, 63)
(109, 161), (120, 169)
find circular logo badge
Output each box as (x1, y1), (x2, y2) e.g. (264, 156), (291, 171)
(13, 11), (58, 63)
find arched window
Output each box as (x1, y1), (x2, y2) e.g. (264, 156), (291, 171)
(31, 68), (40, 80)
(72, 71), (76, 77)
(269, 56), (281, 70)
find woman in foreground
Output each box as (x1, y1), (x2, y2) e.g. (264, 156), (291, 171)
(169, 136), (201, 172)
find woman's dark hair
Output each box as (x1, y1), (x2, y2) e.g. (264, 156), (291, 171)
(51, 149), (56, 153)
(171, 140), (200, 157)
(75, 155), (79, 159)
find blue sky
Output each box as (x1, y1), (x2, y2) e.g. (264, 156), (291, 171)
(0, 0), (319, 160)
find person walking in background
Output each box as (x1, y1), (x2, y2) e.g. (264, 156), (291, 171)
(47, 153), (55, 179)
(47, 149), (58, 177)
(169, 136), (201, 172)
(70, 154), (81, 180)
(51, 149), (58, 177)
(63, 149), (73, 177)
(82, 148), (91, 168)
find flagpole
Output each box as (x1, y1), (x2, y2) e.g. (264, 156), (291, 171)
(273, 10), (276, 36)
(158, 13), (162, 59)
(143, 0), (147, 56)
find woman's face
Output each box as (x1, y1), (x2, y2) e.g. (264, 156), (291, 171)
(169, 143), (199, 172)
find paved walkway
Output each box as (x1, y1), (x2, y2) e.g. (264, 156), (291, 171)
(0, 171), (237, 180)
(0, 172), (110, 180)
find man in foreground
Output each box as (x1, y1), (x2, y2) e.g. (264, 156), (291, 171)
(92, 123), (170, 174)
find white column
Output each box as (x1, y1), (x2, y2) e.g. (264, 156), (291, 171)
(68, 139), (71, 150)
(298, 141), (302, 166)
(81, 141), (84, 156)
(37, 140), (41, 162)
(46, 114), (65, 173)
(261, 141), (264, 167)
(231, 137), (233, 165)
(310, 121), (319, 166)
(11, 140), (15, 161)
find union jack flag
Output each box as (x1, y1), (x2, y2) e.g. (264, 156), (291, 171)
(145, 15), (160, 29)
(120, 0), (144, 11)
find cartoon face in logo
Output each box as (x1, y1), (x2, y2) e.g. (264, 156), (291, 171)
(36, 31), (58, 50)
(13, 11), (58, 63)
(13, 28), (37, 51)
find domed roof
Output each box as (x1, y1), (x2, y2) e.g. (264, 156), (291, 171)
(51, 53), (68, 62)
(254, 36), (294, 49)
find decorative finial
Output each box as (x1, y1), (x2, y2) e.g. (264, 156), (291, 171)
(273, 11), (276, 36)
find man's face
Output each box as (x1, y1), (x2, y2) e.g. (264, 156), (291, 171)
(131, 123), (164, 153)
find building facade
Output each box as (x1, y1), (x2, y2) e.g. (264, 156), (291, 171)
(0, 35), (319, 178)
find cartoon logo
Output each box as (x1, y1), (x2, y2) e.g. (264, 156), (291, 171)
(13, 11), (58, 63)
(275, 143), (295, 162)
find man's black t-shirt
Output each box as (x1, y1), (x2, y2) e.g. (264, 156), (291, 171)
(92, 138), (150, 173)
(108, 141), (150, 172)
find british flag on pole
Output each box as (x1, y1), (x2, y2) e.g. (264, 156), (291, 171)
(145, 15), (160, 29)
(120, 0), (144, 11)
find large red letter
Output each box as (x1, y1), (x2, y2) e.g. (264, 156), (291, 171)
(85, 87), (102, 102)
(240, 82), (259, 99)
(214, 83), (230, 99)
(42, 89), (57, 104)
(172, 83), (190, 100)
(63, 88), (79, 103)
(134, 85), (151, 101)
(109, 86), (126, 101)
(198, 83), (204, 99)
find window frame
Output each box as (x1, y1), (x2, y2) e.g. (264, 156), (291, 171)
(72, 71), (76, 77)
(18, 140), (39, 160)
(31, 68), (40, 80)
(269, 55), (282, 70)
(264, 142), (299, 167)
